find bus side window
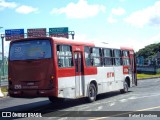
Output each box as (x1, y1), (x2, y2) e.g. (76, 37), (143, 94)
(103, 48), (113, 66)
(91, 47), (102, 67)
(122, 50), (130, 66)
(84, 47), (92, 66)
(57, 45), (73, 68)
(113, 49), (122, 66)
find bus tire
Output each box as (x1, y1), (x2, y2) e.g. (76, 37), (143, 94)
(48, 96), (64, 103)
(120, 81), (128, 93)
(87, 83), (97, 103)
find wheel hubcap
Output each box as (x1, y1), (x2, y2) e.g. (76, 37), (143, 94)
(90, 87), (95, 98)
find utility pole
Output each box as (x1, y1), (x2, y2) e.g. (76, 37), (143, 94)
(1, 34), (4, 76)
(68, 31), (75, 40)
(0, 27), (4, 97)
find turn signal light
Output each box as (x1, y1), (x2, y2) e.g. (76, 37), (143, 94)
(51, 75), (54, 79)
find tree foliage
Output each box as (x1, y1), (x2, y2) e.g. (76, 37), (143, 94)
(136, 43), (160, 59)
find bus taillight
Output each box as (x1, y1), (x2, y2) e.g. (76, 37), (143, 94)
(50, 75), (54, 79)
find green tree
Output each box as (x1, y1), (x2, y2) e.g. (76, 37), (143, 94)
(136, 43), (160, 59)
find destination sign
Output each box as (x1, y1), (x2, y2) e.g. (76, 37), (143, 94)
(49, 27), (68, 38)
(5, 29), (24, 41)
(27, 28), (46, 38)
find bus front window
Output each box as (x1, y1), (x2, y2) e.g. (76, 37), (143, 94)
(9, 40), (51, 60)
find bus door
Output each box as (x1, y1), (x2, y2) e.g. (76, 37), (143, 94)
(74, 52), (84, 97)
(130, 51), (137, 86)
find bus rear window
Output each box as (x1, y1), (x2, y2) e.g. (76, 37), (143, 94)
(9, 40), (51, 60)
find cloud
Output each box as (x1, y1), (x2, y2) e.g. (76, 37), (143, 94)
(111, 7), (125, 16)
(150, 16), (160, 26)
(74, 33), (89, 41)
(0, 0), (17, 9)
(124, 1), (160, 27)
(107, 7), (125, 24)
(70, 33), (149, 52)
(0, 0), (38, 14)
(125, 33), (160, 51)
(148, 33), (160, 44)
(107, 15), (118, 23)
(16, 5), (38, 14)
(50, 0), (106, 19)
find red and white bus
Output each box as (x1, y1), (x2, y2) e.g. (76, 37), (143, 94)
(8, 37), (137, 102)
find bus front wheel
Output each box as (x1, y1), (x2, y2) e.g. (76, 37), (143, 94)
(87, 83), (97, 102)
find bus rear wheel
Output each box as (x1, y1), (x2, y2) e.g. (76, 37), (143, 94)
(120, 81), (128, 93)
(87, 83), (97, 103)
(48, 96), (65, 103)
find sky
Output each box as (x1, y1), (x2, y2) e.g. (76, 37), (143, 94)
(1, 0), (160, 56)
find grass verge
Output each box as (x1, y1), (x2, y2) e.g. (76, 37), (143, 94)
(137, 73), (160, 79)
(1, 86), (8, 93)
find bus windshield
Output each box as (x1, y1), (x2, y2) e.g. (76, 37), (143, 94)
(9, 40), (52, 61)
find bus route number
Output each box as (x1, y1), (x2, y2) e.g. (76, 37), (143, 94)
(107, 72), (114, 78)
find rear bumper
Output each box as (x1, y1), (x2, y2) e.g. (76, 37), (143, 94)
(9, 89), (56, 98)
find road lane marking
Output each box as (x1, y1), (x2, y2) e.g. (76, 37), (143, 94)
(97, 106), (103, 110)
(30, 93), (160, 116)
(135, 94), (160, 99)
(78, 106), (90, 110)
(58, 117), (68, 120)
(31, 94), (160, 113)
(118, 94), (160, 103)
(89, 106), (160, 120)
(119, 99), (127, 102)
(109, 102), (115, 106)
(128, 96), (137, 100)
(137, 106), (160, 111)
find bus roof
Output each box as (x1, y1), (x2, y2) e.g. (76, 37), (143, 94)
(10, 36), (134, 51)
(52, 37), (134, 50)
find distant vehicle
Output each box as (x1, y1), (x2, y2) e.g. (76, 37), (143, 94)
(8, 37), (137, 103)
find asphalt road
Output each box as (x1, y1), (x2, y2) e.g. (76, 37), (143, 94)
(1, 78), (160, 120)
